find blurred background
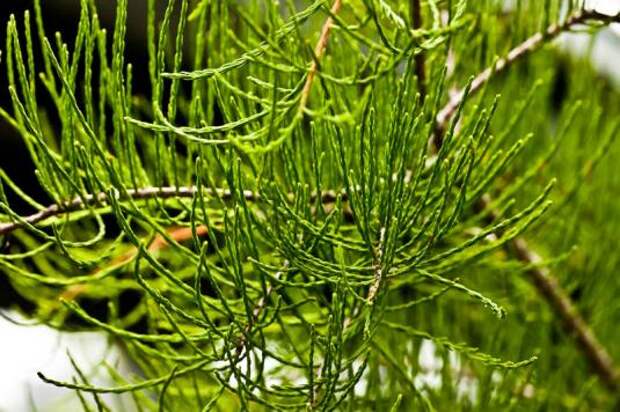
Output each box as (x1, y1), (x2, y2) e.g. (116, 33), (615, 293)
(0, 0), (619, 410)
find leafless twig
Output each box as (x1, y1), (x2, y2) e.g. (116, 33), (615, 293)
(299, 0), (343, 113)
(433, 9), (620, 146)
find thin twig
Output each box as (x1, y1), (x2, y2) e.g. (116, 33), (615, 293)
(410, 0), (426, 100)
(433, 9), (620, 145)
(431, 9), (620, 390)
(309, 227), (386, 407)
(235, 261), (288, 356)
(311, 225), (385, 408)
(298, 0), (343, 113)
(0, 186), (344, 237)
(366, 226), (387, 305)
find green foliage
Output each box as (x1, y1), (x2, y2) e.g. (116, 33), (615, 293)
(0, 0), (619, 410)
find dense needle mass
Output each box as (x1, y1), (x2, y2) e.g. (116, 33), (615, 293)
(0, 0), (619, 410)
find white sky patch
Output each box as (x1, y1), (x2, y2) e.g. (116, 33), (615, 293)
(585, 0), (620, 16)
(586, 0), (620, 35)
(0, 311), (135, 411)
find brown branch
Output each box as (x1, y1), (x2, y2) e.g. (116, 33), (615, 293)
(513, 238), (619, 388)
(298, 0), (343, 113)
(312, 225), (386, 408)
(100, 225), (210, 273)
(431, 9), (620, 390)
(0, 187), (213, 236)
(477, 196), (619, 390)
(433, 9), (620, 146)
(0, 186), (344, 237)
(311, 225), (384, 409)
(58, 225), (210, 301)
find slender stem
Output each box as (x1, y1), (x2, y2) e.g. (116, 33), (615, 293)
(0, 187), (210, 236)
(430, 9), (620, 390)
(366, 227), (386, 304)
(0, 186), (343, 237)
(433, 9), (620, 145)
(310, 224), (383, 409)
(298, 0), (343, 113)
(410, 0), (426, 100)
(235, 261), (288, 356)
